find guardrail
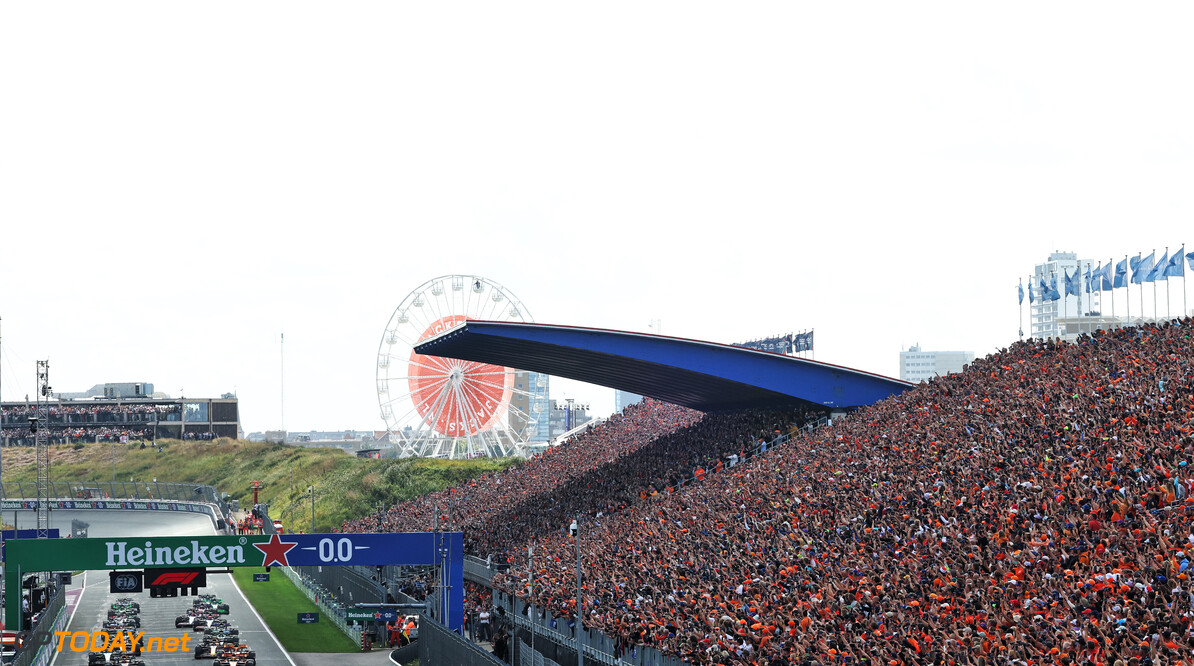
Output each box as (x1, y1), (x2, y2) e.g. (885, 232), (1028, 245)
(1, 480), (236, 534)
(418, 614), (504, 666)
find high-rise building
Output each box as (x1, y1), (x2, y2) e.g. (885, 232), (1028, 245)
(1029, 251), (1104, 340)
(509, 371), (551, 442)
(899, 345), (974, 383)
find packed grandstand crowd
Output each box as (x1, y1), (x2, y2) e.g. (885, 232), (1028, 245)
(0, 403), (181, 423)
(343, 318), (1194, 665)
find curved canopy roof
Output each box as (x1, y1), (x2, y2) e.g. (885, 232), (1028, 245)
(414, 321), (912, 412)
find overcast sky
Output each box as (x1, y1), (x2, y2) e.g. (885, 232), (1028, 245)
(1, 2), (1191, 434)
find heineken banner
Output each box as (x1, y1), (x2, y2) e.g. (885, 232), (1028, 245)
(5, 532), (463, 632)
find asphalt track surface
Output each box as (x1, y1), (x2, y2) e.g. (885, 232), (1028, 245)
(16, 509), (297, 666)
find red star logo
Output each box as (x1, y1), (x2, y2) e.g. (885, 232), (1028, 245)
(253, 534), (298, 567)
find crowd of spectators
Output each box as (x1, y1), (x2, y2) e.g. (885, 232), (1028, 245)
(481, 319), (1194, 665)
(0, 426), (151, 444)
(342, 399), (706, 537)
(1, 403), (180, 425)
(342, 319), (1194, 664)
(183, 431), (217, 441)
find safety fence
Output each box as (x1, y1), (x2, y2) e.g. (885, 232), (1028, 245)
(14, 580), (66, 666)
(2, 480), (226, 505)
(0, 479), (235, 534)
(493, 590), (676, 666)
(418, 614), (504, 666)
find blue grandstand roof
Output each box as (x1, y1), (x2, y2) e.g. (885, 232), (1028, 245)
(414, 321), (912, 412)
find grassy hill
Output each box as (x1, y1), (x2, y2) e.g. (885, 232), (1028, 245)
(0, 439), (519, 531)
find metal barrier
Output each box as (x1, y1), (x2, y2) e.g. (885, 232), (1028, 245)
(418, 614), (505, 666)
(518, 640), (560, 666)
(464, 554), (497, 585)
(14, 580), (66, 666)
(3, 480), (224, 505)
(1, 480), (235, 533)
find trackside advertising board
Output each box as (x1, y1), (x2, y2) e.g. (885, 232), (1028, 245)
(5, 532), (463, 632)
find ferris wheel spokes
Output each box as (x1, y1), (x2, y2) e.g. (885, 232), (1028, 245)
(377, 275), (546, 459)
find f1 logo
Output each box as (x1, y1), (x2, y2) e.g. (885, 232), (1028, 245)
(148, 572), (197, 586)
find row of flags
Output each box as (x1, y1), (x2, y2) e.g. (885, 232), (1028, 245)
(733, 330), (814, 354)
(1018, 248), (1191, 304)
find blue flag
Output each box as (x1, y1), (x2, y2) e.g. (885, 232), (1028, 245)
(1064, 269), (1079, 297)
(1114, 258), (1128, 288)
(1028, 280), (1035, 303)
(1132, 252), (1154, 284)
(1146, 250), (1168, 282)
(1018, 283), (1024, 305)
(1084, 265), (1093, 294)
(1187, 251), (1194, 273)
(1163, 247), (1185, 278)
(1100, 262), (1113, 291)
(1049, 275), (1061, 301)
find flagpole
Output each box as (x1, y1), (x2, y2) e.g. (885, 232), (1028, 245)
(1154, 248), (1159, 321)
(1142, 251), (1148, 323)
(1077, 261), (1084, 337)
(1018, 278), (1024, 339)
(1184, 244), (1188, 319)
(1125, 255), (1131, 326)
(1166, 246), (1171, 320)
(1109, 258), (1115, 326)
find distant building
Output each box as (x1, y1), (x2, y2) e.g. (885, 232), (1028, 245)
(1030, 251), (1110, 340)
(0, 393), (240, 443)
(548, 399), (591, 438)
(614, 390), (643, 413)
(509, 371), (551, 442)
(899, 346), (974, 383)
(56, 382), (160, 400)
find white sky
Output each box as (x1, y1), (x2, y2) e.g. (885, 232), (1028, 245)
(1, 2), (1191, 434)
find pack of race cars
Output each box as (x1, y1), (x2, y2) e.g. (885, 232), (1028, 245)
(177, 595), (255, 666)
(88, 598), (143, 666)
(84, 594), (254, 666)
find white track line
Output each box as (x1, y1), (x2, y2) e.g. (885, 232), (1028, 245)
(229, 571), (297, 666)
(49, 571), (87, 666)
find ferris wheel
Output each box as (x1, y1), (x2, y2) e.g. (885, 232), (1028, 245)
(376, 275), (548, 459)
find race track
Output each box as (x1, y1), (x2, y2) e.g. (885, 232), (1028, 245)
(25, 509), (295, 666)
(7, 509), (214, 538)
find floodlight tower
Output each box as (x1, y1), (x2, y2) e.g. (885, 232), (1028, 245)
(35, 361), (51, 538)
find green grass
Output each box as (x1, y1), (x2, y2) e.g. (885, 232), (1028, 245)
(230, 566), (359, 652)
(1, 439), (520, 532)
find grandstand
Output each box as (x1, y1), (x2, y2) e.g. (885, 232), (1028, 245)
(347, 317), (1194, 665)
(0, 395), (240, 444)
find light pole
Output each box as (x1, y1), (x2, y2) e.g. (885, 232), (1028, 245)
(309, 486), (315, 534)
(569, 517), (583, 666)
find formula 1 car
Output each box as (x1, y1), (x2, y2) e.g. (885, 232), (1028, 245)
(191, 618), (232, 633)
(102, 618), (141, 633)
(104, 612), (141, 628)
(176, 613), (218, 629)
(202, 627), (240, 641)
(193, 639), (239, 660)
(213, 654), (255, 666)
